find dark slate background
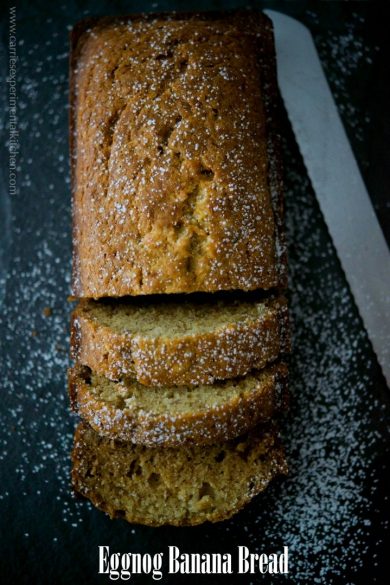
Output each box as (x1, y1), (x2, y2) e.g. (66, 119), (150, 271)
(0, 1), (389, 584)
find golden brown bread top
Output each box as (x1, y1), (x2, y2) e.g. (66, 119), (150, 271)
(71, 12), (286, 297)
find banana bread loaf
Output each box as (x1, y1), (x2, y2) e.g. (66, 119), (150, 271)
(70, 11), (286, 297)
(72, 421), (287, 525)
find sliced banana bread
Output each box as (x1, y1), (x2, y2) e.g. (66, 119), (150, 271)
(69, 362), (288, 446)
(72, 421), (287, 526)
(71, 296), (289, 386)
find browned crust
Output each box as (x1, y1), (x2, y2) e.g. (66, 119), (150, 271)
(68, 362), (288, 446)
(70, 296), (289, 386)
(71, 421), (287, 526)
(69, 19), (90, 296)
(260, 15), (288, 289)
(69, 11), (287, 298)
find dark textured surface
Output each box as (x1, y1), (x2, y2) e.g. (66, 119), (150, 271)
(0, 1), (389, 584)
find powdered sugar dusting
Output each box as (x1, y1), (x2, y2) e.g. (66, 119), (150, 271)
(315, 11), (378, 146)
(0, 5), (388, 583)
(72, 13), (281, 297)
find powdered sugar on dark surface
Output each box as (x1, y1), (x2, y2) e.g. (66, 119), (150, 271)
(0, 3), (388, 584)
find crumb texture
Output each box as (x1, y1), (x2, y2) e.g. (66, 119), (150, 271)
(71, 12), (283, 297)
(69, 362), (288, 445)
(72, 422), (287, 526)
(71, 295), (289, 385)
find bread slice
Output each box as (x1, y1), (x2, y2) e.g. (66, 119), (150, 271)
(72, 421), (287, 526)
(71, 295), (289, 386)
(69, 362), (288, 446)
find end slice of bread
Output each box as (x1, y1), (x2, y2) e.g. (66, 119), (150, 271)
(71, 295), (289, 386)
(69, 362), (288, 446)
(72, 421), (287, 526)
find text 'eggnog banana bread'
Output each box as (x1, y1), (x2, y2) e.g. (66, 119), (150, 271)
(71, 295), (289, 386)
(70, 11), (286, 298)
(69, 362), (288, 446)
(72, 421), (287, 526)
